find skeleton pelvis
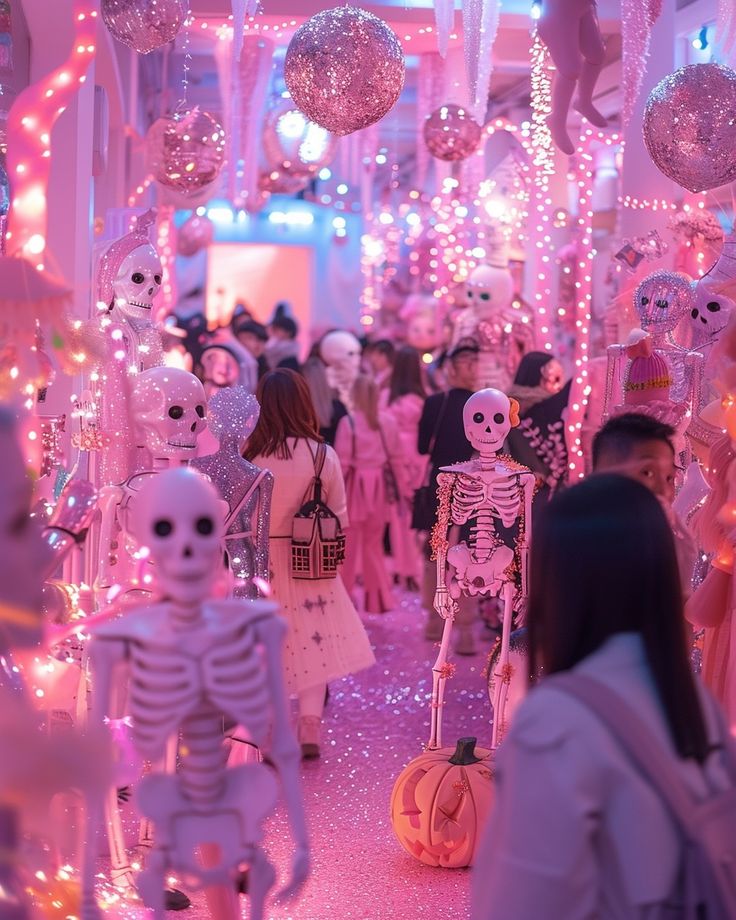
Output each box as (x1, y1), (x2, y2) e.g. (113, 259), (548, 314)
(135, 763), (277, 887)
(447, 542), (515, 598)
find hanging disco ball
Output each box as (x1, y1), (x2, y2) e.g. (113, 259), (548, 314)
(177, 214), (215, 257)
(146, 109), (226, 197)
(262, 98), (339, 175)
(258, 169), (311, 196)
(643, 63), (736, 193)
(283, 6), (405, 136)
(423, 104), (482, 162)
(102, 0), (187, 55)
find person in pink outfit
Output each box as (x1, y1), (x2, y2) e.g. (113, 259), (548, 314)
(335, 374), (406, 614)
(381, 346), (427, 591)
(472, 475), (733, 919)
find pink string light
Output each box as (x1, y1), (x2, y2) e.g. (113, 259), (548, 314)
(567, 127), (621, 480)
(5, 1), (99, 266)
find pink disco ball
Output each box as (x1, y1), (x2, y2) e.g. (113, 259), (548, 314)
(146, 109), (226, 197)
(423, 104), (482, 162)
(262, 98), (339, 175)
(102, 0), (186, 54)
(259, 169), (311, 196)
(284, 6), (405, 137)
(177, 214), (214, 257)
(643, 63), (736, 193)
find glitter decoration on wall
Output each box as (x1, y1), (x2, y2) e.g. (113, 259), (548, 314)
(146, 108), (226, 196)
(284, 6), (405, 137)
(423, 104), (482, 162)
(101, 0), (187, 55)
(643, 63), (736, 193)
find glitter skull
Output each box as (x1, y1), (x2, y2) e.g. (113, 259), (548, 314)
(463, 388), (518, 459)
(132, 467), (224, 605)
(112, 243), (163, 324)
(634, 270), (693, 334)
(132, 367), (207, 460)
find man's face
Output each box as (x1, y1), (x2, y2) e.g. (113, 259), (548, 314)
(237, 331), (265, 358)
(449, 353), (478, 391)
(599, 439), (677, 505)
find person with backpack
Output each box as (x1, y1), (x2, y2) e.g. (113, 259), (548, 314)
(244, 369), (375, 760)
(471, 474), (736, 920)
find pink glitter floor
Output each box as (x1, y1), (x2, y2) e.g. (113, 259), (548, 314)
(182, 590), (493, 920)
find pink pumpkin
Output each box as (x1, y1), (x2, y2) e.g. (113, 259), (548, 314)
(390, 737), (494, 868)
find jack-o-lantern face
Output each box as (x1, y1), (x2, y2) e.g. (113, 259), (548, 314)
(390, 737), (494, 868)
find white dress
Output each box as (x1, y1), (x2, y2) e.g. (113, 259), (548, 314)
(252, 437), (376, 695)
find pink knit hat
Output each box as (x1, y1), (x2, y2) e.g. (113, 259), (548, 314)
(97, 209), (157, 306)
(624, 332), (672, 407)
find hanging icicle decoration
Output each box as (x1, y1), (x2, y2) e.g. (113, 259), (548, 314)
(621, 0), (662, 127)
(433, 0), (455, 59)
(462, 0), (501, 121)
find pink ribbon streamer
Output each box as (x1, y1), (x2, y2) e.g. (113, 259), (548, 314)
(621, 0), (662, 126)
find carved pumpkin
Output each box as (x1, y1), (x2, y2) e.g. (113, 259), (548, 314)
(390, 737), (494, 868)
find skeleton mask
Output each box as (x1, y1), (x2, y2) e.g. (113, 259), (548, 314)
(541, 358), (565, 394)
(463, 388), (518, 458)
(689, 280), (735, 349)
(319, 330), (362, 388)
(634, 270), (693, 334)
(133, 467), (224, 605)
(466, 264), (514, 319)
(132, 367), (207, 460)
(112, 243), (163, 323)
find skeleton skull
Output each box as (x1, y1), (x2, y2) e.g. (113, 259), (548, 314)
(689, 279), (735, 349)
(133, 467), (224, 605)
(466, 264), (514, 319)
(634, 270), (693, 334)
(463, 388), (516, 457)
(132, 367), (207, 460)
(319, 330), (362, 390)
(112, 243), (163, 323)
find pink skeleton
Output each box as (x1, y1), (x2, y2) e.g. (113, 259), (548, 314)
(83, 468), (308, 920)
(431, 389), (535, 749)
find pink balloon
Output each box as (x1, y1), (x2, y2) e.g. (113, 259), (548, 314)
(284, 6), (405, 136)
(177, 214), (214, 258)
(102, 0), (186, 54)
(643, 63), (736, 193)
(146, 109), (226, 197)
(423, 104), (482, 162)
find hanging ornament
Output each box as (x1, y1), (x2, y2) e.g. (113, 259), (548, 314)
(434, 0), (455, 58)
(146, 108), (226, 196)
(643, 63), (736, 193)
(101, 0), (187, 55)
(258, 169), (311, 196)
(621, 0), (662, 126)
(262, 98), (338, 176)
(463, 0), (501, 117)
(177, 214), (214, 258)
(423, 104), (481, 162)
(284, 6), (405, 136)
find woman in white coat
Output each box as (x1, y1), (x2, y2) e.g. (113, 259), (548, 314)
(472, 474), (734, 919)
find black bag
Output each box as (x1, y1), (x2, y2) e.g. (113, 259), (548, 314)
(411, 392), (449, 531)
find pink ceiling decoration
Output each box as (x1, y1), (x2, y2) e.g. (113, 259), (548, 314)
(621, 0), (663, 126)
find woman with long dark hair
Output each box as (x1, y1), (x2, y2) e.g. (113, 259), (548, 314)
(244, 370), (375, 758)
(383, 346), (427, 590)
(472, 474), (732, 917)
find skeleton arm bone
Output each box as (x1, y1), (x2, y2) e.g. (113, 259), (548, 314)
(433, 472), (458, 620)
(254, 612), (309, 901)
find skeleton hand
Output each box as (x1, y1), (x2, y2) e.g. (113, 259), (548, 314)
(277, 845), (310, 903)
(433, 587), (456, 620)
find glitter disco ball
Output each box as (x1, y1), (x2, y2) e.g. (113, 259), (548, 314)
(101, 0), (187, 54)
(177, 214), (214, 257)
(423, 104), (482, 162)
(643, 63), (736, 193)
(262, 98), (339, 175)
(146, 109), (226, 197)
(283, 6), (406, 137)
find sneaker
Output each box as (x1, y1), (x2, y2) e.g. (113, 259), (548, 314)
(298, 716), (321, 760)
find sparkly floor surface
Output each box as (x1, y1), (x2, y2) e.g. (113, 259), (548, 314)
(180, 590), (493, 920)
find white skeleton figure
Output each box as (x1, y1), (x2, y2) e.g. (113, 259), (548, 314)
(604, 269), (704, 426)
(94, 211), (167, 486)
(319, 330), (362, 410)
(84, 469), (308, 920)
(95, 366), (208, 603)
(450, 264), (534, 391)
(430, 389), (535, 750)
(192, 387), (273, 599)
